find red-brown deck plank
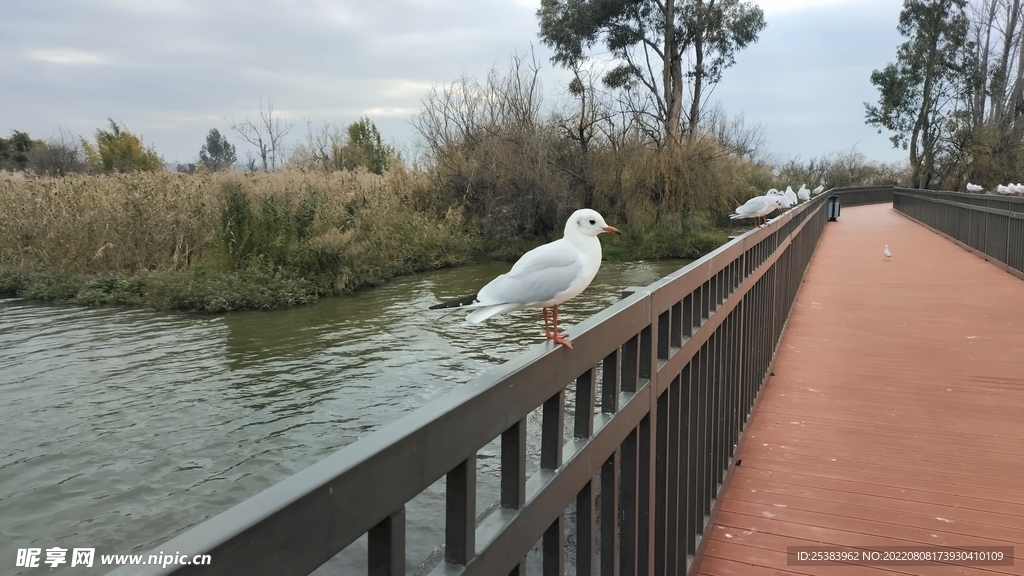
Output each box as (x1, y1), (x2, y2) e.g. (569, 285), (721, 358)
(695, 203), (1024, 576)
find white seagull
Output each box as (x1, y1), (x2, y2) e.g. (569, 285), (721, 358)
(966, 183), (983, 193)
(997, 184), (1014, 195)
(730, 195), (782, 228)
(811, 184), (825, 196)
(883, 245), (891, 261)
(797, 184), (811, 203)
(430, 209), (619, 349)
(782, 186), (799, 208)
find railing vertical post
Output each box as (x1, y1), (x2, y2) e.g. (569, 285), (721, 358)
(687, 346), (698, 557)
(576, 480), (596, 576)
(543, 514), (565, 576)
(575, 369), (596, 438)
(692, 344), (706, 547)
(502, 417), (527, 576)
(446, 457), (476, 565)
(601, 452), (620, 576)
(1008, 212), (1013, 269)
(657, 310), (670, 360)
(682, 294), (693, 339)
(622, 335), (639, 394)
(639, 412), (652, 576)
(620, 427), (638, 576)
(671, 301), (683, 348)
(639, 324), (654, 575)
(654, 390), (668, 576)
(368, 507), (405, 576)
(678, 363), (692, 562)
(603, 350), (620, 413)
(501, 420), (526, 509)
(541, 390), (564, 470)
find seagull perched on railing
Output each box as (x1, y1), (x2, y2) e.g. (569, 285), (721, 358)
(429, 209), (619, 349)
(797, 184), (811, 203)
(730, 194), (783, 228)
(997, 184), (1014, 195)
(883, 245), (891, 261)
(783, 186), (799, 208)
(811, 184), (825, 195)
(966, 183), (983, 193)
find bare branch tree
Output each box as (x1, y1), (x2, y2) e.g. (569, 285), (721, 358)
(228, 98), (293, 172)
(702, 103), (767, 161)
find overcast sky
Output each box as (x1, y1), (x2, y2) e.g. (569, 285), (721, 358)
(1, 0), (906, 166)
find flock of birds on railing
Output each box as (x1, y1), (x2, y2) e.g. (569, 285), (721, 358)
(966, 182), (1024, 195)
(728, 183), (826, 227)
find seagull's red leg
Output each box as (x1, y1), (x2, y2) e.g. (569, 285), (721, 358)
(542, 307), (553, 339)
(550, 304), (573, 349)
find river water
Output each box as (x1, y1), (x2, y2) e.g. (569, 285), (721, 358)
(0, 259), (690, 575)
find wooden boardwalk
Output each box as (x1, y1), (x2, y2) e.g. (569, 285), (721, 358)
(695, 203), (1024, 576)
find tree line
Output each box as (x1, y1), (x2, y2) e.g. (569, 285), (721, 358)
(1, 111), (396, 176)
(867, 0), (1024, 189)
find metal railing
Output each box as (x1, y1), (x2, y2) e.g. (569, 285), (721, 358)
(833, 185), (895, 206)
(112, 193), (839, 576)
(894, 187), (1024, 279)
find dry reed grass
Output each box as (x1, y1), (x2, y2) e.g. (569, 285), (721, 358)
(0, 169), (472, 310)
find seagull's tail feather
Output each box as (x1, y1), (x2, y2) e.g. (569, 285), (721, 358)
(728, 213), (746, 219)
(466, 303), (522, 324)
(429, 293), (479, 310)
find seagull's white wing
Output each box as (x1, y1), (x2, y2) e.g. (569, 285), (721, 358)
(731, 197), (768, 218)
(477, 240), (583, 306)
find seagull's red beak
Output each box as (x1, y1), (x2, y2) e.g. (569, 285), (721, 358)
(602, 226), (620, 235)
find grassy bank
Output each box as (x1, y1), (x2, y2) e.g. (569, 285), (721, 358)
(0, 170), (475, 311)
(0, 167), (741, 312)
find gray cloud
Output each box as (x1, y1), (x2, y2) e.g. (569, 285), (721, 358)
(1, 0), (907, 165)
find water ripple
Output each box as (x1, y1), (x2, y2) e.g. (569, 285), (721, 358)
(0, 260), (688, 574)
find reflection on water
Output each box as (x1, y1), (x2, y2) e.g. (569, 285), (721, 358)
(0, 259), (689, 575)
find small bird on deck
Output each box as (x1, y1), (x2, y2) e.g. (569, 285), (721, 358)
(811, 184), (825, 196)
(883, 245), (891, 261)
(429, 209), (619, 349)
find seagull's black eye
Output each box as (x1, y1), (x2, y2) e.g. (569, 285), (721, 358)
(589, 219), (596, 225)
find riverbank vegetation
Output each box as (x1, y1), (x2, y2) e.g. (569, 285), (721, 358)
(0, 170), (472, 311)
(2, 57), (907, 312)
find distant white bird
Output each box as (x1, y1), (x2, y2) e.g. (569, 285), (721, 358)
(883, 245), (891, 261)
(430, 209), (619, 349)
(783, 186), (799, 208)
(797, 184), (811, 202)
(1014, 183), (1024, 194)
(730, 195), (782, 228)
(966, 183), (983, 193)
(811, 184), (825, 196)
(997, 184), (1014, 195)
